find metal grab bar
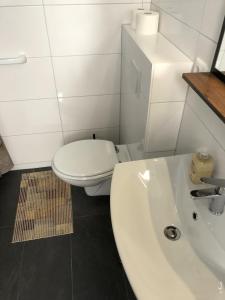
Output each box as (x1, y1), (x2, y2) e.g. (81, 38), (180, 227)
(0, 55), (27, 65)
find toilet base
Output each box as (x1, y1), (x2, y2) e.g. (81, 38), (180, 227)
(84, 178), (111, 196)
(83, 144), (131, 196)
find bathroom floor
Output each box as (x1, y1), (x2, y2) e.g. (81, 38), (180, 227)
(0, 168), (136, 300)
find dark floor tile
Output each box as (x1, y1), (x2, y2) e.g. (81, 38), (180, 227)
(0, 171), (23, 227)
(0, 228), (23, 300)
(123, 272), (137, 300)
(0, 168), (52, 228)
(18, 235), (72, 300)
(72, 186), (110, 218)
(29, 167), (51, 172)
(1, 169), (133, 300)
(71, 214), (127, 300)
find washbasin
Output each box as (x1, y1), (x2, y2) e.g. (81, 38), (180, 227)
(173, 155), (225, 282)
(110, 154), (225, 300)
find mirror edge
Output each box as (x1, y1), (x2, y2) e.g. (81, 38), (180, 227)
(211, 16), (225, 84)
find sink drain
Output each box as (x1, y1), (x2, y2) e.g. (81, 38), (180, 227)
(164, 226), (181, 241)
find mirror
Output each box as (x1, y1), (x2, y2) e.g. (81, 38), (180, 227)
(211, 17), (225, 83)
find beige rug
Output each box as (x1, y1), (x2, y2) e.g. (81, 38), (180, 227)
(12, 170), (73, 243)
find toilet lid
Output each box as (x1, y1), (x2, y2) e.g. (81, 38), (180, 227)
(53, 140), (118, 178)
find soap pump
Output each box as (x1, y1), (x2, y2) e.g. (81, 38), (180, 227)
(189, 151), (214, 184)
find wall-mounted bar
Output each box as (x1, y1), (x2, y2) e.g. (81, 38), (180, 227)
(0, 55), (27, 65)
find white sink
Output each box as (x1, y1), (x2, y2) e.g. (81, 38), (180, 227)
(171, 155), (225, 282)
(110, 154), (225, 300)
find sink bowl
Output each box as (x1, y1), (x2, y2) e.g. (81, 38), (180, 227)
(110, 154), (225, 300)
(171, 155), (225, 282)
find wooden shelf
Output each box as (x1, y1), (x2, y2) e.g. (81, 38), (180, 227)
(182, 72), (225, 123)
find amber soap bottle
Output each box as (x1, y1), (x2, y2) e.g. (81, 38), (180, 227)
(189, 152), (214, 184)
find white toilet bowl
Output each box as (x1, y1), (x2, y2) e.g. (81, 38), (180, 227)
(52, 139), (130, 196)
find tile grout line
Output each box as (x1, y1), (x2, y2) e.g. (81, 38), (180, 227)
(1, 126), (119, 138)
(118, 18), (124, 144)
(75, 211), (111, 219)
(154, 19), (198, 62)
(186, 101), (225, 154)
(0, 2), (150, 8)
(0, 97), (184, 107)
(25, 53), (121, 58)
(42, 0), (65, 144)
(2, 130), (62, 138)
(70, 236), (74, 300)
(0, 92), (120, 103)
(16, 243), (25, 300)
(152, 0), (212, 156)
(0, 225), (13, 230)
(151, 2), (218, 44)
(174, 87), (194, 154)
(174, 98), (188, 155)
(44, 1), (150, 5)
(55, 92), (121, 99)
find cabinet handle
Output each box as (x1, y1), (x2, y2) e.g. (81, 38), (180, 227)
(131, 59), (142, 97)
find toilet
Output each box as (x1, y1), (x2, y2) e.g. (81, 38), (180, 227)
(52, 139), (130, 196)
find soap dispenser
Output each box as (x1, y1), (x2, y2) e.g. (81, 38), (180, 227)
(189, 151), (214, 184)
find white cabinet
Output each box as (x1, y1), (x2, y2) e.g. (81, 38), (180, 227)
(120, 25), (193, 160)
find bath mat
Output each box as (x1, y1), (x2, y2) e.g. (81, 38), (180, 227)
(12, 170), (73, 243)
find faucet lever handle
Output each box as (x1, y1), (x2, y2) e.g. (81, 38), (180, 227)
(201, 177), (225, 188)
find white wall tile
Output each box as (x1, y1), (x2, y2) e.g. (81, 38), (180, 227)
(0, 0), (42, 6)
(53, 54), (120, 97)
(201, 0), (225, 42)
(160, 11), (199, 60)
(0, 1), (152, 169)
(3, 132), (63, 164)
(0, 6), (50, 57)
(151, 62), (192, 102)
(159, 11), (199, 60)
(152, 0), (206, 31)
(144, 150), (174, 159)
(45, 4), (139, 56)
(159, 10), (199, 60)
(195, 35), (216, 70)
(60, 95), (119, 131)
(176, 104), (225, 178)
(0, 57), (56, 101)
(153, 0), (225, 178)
(0, 99), (61, 136)
(63, 127), (119, 144)
(113, 126), (119, 144)
(186, 89), (225, 151)
(148, 102), (184, 152)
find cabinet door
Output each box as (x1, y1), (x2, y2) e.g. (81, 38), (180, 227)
(120, 28), (151, 159)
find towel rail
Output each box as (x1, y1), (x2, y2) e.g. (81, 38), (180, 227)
(0, 55), (27, 65)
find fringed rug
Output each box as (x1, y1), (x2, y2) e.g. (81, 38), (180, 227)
(12, 170), (73, 243)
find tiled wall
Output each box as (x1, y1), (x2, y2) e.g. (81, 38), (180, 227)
(151, 0), (225, 176)
(0, 0), (150, 169)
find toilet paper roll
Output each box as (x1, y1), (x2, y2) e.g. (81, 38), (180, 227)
(136, 11), (159, 35)
(131, 8), (147, 30)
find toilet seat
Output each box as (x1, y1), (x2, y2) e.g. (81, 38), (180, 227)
(52, 139), (118, 181)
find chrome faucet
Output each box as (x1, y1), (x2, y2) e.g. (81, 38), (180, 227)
(190, 177), (225, 215)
